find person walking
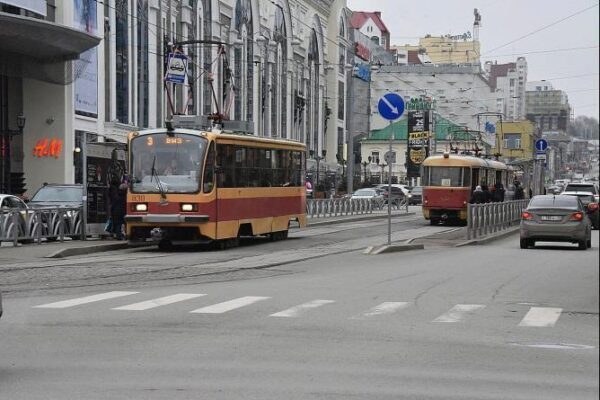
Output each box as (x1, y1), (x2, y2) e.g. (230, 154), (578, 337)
(108, 177), (127, 240)
(469, 186), (486, 204)
(481, 183), (493, 203)
(493, 181), (505, 202)
(514, 180), (525, 200)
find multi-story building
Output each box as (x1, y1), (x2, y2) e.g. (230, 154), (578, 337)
(525, 80), (571, 134)
(0, 0), (100, 195)
(392, 34), (480, 65)
(1, 0), (349, 197)
(349, 11), (390, 51)
(485, 57), (528, 121)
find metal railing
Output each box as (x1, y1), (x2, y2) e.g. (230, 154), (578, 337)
(0, 207), (83, 246)
(306, 197), (409, 219)
(467, 199), (529, 240)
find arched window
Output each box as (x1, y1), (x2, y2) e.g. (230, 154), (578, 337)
(233, 0), (254, 123)
(271, 5), (287, 138)
(307, 29), (319, 152)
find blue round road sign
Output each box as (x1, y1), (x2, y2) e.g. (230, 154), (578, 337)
(535, 139), (548, 152)
(378, 93), (405, 121)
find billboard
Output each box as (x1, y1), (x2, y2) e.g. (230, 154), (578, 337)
(406, 110), (430, 178)
(73, 0), (98, 116)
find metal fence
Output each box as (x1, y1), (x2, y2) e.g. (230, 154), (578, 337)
(467, 199), (529, 240)
(306, 197), (409, 219)
(0, 207), (83, 246)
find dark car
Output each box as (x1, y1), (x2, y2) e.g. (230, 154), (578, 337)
(409, 186), (422, 205)
(375, 185), (407, 206)
(562, 191), (599, 230)
(520, 195), (592, 250)
(28, 184), (83, 209)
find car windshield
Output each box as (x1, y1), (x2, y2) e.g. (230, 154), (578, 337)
(31, 187), (81, 202)
(411, 187), (422, 194)
(529, 196), (579, 210)
(130, 133), (208, 194)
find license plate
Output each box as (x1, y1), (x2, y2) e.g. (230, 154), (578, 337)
(541, 215), (562, 221)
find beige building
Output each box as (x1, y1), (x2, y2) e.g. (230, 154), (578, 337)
(392, 34), (480, 65)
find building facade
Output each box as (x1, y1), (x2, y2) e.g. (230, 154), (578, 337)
(525, 81), (571, 134)
(1, 0), (350, 196)
(485, 57), (528, 121)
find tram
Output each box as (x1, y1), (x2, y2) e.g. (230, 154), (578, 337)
(421, 153), (512, 225)
(125, 127), (306, 249)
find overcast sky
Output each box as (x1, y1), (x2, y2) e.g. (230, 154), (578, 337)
(347, 0), (599, 119)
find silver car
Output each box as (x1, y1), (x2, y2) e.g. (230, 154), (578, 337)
(520, 195), (592, 250)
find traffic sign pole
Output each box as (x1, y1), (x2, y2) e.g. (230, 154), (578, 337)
(377, 93), (405, 246)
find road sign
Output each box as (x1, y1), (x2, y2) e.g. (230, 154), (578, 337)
(535, 153), (547, 161)
(165, 53), (188, 84)
(378, 93), (405, 121)
(535, 138), (548, 152)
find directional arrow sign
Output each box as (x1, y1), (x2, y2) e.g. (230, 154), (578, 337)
(378, 93), (405, 121)
(535, 138), (548, 152)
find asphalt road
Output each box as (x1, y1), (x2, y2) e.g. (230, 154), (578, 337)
(0, 217), (598, 399)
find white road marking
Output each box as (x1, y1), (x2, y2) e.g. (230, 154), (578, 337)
(34, 291), (139, 309)
(190, 296), (270, 314)
(270, 300), (335, 318)
(518, 307), (563, 327)
(433, 304), (486, 323)
(509, 343), (596, 350)
(351, 302), (410, 319)
(112, 293), (206, 311)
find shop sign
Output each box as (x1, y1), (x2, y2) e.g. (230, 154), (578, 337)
(353, 63), (371, 82)
(354, 42), (371, 61)
(33, 138), (63, 159)
(406, 110), (430, 178)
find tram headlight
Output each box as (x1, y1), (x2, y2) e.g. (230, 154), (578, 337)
(135, 203), (148, 212)
(181, 203), (197, 212)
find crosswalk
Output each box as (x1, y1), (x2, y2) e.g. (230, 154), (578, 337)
(31, 291), (568, 327)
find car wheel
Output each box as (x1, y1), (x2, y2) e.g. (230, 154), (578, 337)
(578, 240), (588, 250)
(520, 238), (530, 249)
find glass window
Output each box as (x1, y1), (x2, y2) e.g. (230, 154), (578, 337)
(31, 187), (82, 202)
(529, 196), (579, 210)
(130, 133), (207, 194)
(428, 167), (463, 187)
(115, 0), (129, 123)
(203, 142), (215, 193)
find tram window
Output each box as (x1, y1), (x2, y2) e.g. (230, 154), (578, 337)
(462, 168), (471, 187)
(422, 167), (430, 186)
(203, 142), (215, 193)
(429, 167), (462, 187)
(217, 144), (237, 188)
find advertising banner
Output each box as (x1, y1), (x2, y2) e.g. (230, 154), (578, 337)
(73, 0), (98, 116)
(406, 110), (430, 178)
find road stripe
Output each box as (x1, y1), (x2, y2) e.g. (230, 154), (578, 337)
(351, 302), (410, 319)
(518, 307), (563, 327)
(112, 294), (206, 311)
(34, 291), (139, 309)
(270, 300), (335, 318)
(433, 304), (486, 323)
(190, 296), (270, 314)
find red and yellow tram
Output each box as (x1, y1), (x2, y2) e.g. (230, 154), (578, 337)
(125, 128), (306, 249)
(421, 153), (512, 225)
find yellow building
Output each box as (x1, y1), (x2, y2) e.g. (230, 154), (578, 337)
(493, 121), (535, 161)
(392, 34), (480, 64)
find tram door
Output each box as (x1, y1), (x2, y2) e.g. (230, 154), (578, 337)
(471, 168), (480, 191)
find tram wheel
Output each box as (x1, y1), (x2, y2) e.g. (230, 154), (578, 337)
(430, 218), (439, 226)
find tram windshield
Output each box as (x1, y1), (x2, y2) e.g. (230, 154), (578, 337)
(130, 132), (208, 194)
(423, 167), (470, 187)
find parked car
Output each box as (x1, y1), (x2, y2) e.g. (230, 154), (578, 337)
(561, 191), (599, 230)
(409, 186), (422, 205)
(351, 188), (384, 208)
(520, 195), (592, 250)
(0, 194), (33, 243)
(28, 184), (83, 209)
(375, 184), (410, 205)
(562, 182), (599, 202)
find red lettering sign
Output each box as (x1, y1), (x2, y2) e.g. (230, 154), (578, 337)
(33, 138), (63, 159)
(355, 42), (371, 61)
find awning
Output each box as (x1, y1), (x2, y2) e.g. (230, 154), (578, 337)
(0, 12), (100, 61)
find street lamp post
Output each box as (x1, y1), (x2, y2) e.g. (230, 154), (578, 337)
(1, 114), (25, 194)
(309, 149), (326, 193)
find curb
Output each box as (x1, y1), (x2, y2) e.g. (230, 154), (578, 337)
(454, 226), (520, 247)
(46, 242), (132, 258)
(363, 243), (425, 255)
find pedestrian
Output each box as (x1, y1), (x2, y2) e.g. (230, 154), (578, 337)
(493, 181), (505, 202)
(481, 183), (493, 203)
(469, 185), (486, 204)
(514, 180), (525, 200)
(108, 177), (127, 240)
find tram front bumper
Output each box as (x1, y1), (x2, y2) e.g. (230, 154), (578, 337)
(125, 214), (209, 224)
